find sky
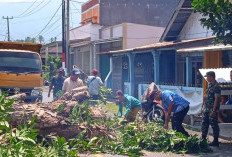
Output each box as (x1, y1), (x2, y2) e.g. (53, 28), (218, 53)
(0, 0), (88, 43)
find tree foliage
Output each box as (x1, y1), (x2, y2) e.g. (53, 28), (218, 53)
(15, 35), (46, 44)
(38, 35), (45, 44)
(192, 0), (232, 45)
(43, 54), (62, 82)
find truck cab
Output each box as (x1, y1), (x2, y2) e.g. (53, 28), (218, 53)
(0, 41), (43, 102)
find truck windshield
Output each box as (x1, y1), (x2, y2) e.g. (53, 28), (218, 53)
(0, 51), (41, 73)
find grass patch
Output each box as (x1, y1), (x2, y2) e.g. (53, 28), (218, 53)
(100, 101), (125, 115)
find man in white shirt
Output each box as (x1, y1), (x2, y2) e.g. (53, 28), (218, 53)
(87, 69), (103, 100)
(62, 68), (83, 93)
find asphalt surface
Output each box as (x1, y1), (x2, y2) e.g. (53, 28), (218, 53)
(78, 141), (232, 157)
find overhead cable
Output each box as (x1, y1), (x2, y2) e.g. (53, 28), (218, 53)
(35, 3), (62, 38)
(16, 0), (38, 18)
(19, 0), (50, 18)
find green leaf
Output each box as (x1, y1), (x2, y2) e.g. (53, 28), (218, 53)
(17, 137), (36, 144)
(88, 137), (98, 146)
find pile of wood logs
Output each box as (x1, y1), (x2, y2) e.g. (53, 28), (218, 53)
(7, 86), (112, 139)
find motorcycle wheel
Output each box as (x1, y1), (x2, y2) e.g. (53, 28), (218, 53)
(147, 107), (165, 123)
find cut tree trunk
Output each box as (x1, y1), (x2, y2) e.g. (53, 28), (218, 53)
(8, 86), (112, 139)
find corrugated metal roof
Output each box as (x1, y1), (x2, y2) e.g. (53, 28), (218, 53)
(99, 36), (215, 55)
(199, 68), (232, 83)
(177, 45), (232, 53)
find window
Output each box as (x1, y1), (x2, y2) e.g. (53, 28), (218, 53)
(0, 51), (41, 73)
(222, 50), (232, 67)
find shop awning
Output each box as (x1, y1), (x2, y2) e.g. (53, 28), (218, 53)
(199, 68), (232, 83)
(177, 45), (232, 53)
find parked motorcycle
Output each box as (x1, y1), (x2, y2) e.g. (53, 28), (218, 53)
(141, 100), (165, 123)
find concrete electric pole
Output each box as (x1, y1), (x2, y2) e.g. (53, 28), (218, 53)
(2, 16), (13, 41)
(66, 0), (70, 74)
(62, 0), (70, 76)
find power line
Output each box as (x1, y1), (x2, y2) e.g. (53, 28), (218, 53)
(12, 14), (61, 24)
(70, 1), (82, 28)
(0, 33), (7, 37)
(16, 0), (38, 17)
(44, 24), (62, 36)
(15, 0), (45, 18)
(0, 33), (15, 41)
(40, 17), (62, 35)
(22, 0), (51, 17)
(71, 1), (82, 14)
(15, 0), (53, 19)
(35, 3), (62, 38)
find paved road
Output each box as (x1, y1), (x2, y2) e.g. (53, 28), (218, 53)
(42, 86), (53, 103)
(78, 144), (232, 157)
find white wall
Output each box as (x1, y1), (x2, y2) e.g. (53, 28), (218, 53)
(113, 25), (123, 38)
(125, 23), (165, 49)
(178, 12), (213, 40)
(101, 28), (111, 39)
(99, 23), (164, 49)
(101, 24), (123, 39)
(70, 23), (102, 41)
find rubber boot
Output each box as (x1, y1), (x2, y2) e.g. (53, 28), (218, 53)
(209, 138), (219, 147)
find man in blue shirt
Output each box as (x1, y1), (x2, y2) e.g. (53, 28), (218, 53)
(116, 90), (142, 122)
(154, 90), (190, 137)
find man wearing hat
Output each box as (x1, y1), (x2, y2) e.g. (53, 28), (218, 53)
(87, 69), (103, 100)
(201, 71), (221, 147)
(62, 68), (83, 93)
(154, 90), (190, 137)
(48, 68), (65, 100)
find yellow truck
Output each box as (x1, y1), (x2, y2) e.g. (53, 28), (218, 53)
(0, 41), (43, 102)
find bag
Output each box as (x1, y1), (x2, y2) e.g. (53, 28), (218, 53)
(88, 77), (96, 87)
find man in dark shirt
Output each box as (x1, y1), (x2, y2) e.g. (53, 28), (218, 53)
(48, 68), (65, 100)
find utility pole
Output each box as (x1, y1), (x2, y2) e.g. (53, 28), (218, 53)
(66, 0), (70, 73)
(62, 0), (70, 76)
(2, 16), (13, 41)
(62, 0), (66, 75)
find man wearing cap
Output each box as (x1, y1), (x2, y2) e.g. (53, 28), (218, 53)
(116, 90), (141, 122)
(62, 68), (83, 93)
(201, 71), (221, 146)
(87, 69), (103, 100)
(48, 68), (65, 100)
(154, 90), (190, 137)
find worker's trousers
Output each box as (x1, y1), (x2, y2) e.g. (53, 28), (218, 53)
(171, 106), (190, 137)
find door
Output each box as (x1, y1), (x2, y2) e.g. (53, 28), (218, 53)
(100, 55), (110, 81)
